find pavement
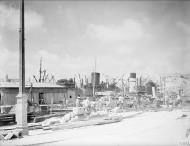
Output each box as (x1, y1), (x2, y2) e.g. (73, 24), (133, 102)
(0, 109), (190, 146)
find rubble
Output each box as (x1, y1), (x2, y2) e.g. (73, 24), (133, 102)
(41, 103), (122, 130)
(112, 107), (122, 113)
(0, 129), (23, 140)
(178, 127), (190, 146)
(41, 117), (61, 127)
(41, 107), (87, 129)
(178, 135), (190, 146)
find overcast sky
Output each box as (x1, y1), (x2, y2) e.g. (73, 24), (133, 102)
(0, 0), (189, 81)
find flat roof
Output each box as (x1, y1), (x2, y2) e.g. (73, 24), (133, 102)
(0, 82), (65, 88)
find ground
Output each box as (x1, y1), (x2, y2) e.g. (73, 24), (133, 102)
(0, 109), (190, 146)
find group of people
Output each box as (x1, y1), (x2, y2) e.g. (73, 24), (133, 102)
(76, 95), (91, 113)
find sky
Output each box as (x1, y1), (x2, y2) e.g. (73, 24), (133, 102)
(0, 0), (189, 82)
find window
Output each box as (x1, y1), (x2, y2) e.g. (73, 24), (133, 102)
(39, 93), (45, 104)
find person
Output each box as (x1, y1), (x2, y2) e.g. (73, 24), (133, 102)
(133, 96), (138, 109)
(76, 95), (81, 107)
(164, 95), (169, 107)
(83, 97), (90, 113)
(66, 99), (69, 108)
(118, 96), (124, 109)
(176, 94), (182, 107)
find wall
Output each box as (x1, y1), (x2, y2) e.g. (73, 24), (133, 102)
(29, 88), (67, 105)
(0, 87), (75, 106)
(66, 89), (76, 107)
(45, 92), (67, 104)
(0, 88), (17, 105)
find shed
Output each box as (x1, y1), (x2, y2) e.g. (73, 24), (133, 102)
(0, 82), (76, 106)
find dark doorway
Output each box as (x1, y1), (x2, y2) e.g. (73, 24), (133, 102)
(0, 93), (1, 105)
(39, 92), (45, 104)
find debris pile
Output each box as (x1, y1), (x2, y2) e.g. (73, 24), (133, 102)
(178, 128), (190, 146)
(0, 129), (23, 140)
(42, 107), (87, 130)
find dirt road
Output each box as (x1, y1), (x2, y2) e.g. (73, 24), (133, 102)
(1, 109), (189, 146)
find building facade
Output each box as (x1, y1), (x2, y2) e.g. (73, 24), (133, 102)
(0, 82), (76, 106)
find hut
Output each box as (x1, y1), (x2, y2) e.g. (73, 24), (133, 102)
(0, 82), (76, 106)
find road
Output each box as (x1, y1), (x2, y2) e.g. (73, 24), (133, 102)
(1, 109), (190, 146)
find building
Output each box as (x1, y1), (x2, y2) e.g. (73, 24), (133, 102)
(91, 72), (100, 86)
(160, 73), (190, 97)
(0, 82), (76, 106)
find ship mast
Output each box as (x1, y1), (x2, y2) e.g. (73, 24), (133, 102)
(92, 57), (96, 97)
(39, 57), (42, 82)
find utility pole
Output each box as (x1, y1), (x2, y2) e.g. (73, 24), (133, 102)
(16, 0), (28, 135)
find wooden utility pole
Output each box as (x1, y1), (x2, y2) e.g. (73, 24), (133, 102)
(19, 0), (25, 94)
(16, 0), (28, 135)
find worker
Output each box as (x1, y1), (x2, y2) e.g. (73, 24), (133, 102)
(133, 96), (138, 109)
(164, 95), (169, 107)
(83, 97), (90, 114)
(118, 96), (124, 109)
(66, 99), (69, 108)
(176, 94), (182, 107)
(76, 95), (81, 107)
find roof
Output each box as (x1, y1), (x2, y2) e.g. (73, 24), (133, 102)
(0, 82), (65, 88)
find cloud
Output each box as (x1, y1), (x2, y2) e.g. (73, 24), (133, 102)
(25, 50), (95, 80)
(0, 36), (18, 78)
(87, 19), (144, 42)
(0, 2), (189, 81)
(0, 3), (44, 78)
(177, 21), (190, 34)
(0, 4), (44, 32)
(176, 21), (190, 72)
